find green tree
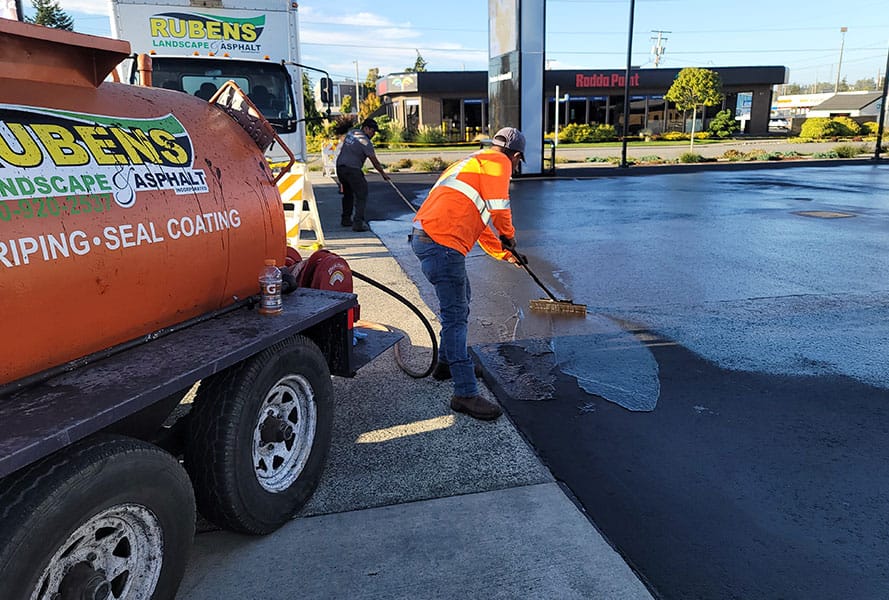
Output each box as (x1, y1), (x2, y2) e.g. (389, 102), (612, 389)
(404, 50), (427, 73)
(358, 92), (381, 121)
(665, 67), (724, 151)
(26, 0), (73, 30)
(853, 77), (877, 90)
(340, 94), (354, 115)
(364, 68), (380, 98)
(302, 72), (322, 135)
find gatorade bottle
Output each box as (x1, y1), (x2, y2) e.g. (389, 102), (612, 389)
(258, 259), (283, 315)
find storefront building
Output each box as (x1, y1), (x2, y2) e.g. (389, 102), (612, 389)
(376, 66), (787, 139)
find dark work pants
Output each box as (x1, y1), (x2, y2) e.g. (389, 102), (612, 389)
(336, 165), (368, 224)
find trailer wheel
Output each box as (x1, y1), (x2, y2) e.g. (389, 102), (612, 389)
(0, 434), (195, 600)
(186, 334), (333, 534)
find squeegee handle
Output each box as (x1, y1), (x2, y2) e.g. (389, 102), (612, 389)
(508, 249), (560, 302)
(388, 179), (418, 214)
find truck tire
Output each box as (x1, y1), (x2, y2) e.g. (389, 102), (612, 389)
(0, 434), (195, 600)
(185, 334), (333, 534)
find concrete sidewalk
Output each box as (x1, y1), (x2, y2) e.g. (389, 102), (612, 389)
(177, 174), (653, 599)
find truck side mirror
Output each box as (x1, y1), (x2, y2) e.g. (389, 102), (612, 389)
(319, 77), (332, 104)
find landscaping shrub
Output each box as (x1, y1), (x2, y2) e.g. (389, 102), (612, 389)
(831, 116), (861, 136)
(638, 155), (665, 164)
(799, 118), (833, 139)
(591, 124), (617, 142)
(379, 119), (409, 148)
(833, 144), (865, 158)
(662, 131), (687, 141)
(707, 109), (739, 138)
(558, 123), (595, 143)
(812, 150), (839, 158)
(800, 116), (859, 139)
(392, 158), (413, 169)
(415, 125), (447, 144)
(744, 150), (770, 161)
(861, 121), (879, 136)
(415, 156), (449, 172)
(721, 148), (744, 161)
(679, 152), (704, 163)
(305, 132), (325, 153)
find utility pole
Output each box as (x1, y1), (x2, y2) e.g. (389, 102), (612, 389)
(651, 30), (670, 68)
(834, 27), (848, 93)
(874, 40), (889, 160)
(619, 0), (636, 168)
(353, 60), (360, 116)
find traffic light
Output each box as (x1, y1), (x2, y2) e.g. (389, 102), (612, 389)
(319, 77), (333, 104)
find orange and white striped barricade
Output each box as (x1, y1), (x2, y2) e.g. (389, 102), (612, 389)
(276, 163), (325, 250)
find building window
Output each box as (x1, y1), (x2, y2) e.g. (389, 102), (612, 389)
(404, 99), (420, 134)
(442, 98), (462, 141)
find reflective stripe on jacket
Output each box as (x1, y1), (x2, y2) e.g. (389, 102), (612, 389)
(413, 149), (515, 258)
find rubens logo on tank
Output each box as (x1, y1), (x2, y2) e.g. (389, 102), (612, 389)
(148, 12), (266, 54)
(0, 104), (208, 209)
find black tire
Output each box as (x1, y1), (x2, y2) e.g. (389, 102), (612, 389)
(0, 434), (195, 600)
(185, 334), (333, 534)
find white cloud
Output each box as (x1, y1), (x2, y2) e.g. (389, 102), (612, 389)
(59, 0), (108, 14)
(298, 6), (485, 77)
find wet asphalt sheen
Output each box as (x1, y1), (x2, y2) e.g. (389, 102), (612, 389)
(365, 163), (889, 600)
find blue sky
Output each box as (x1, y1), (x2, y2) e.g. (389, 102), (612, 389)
(41, 0), (889, 88)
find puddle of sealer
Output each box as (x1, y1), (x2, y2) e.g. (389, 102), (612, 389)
(553, 315), (660, 412)
(473, 316), (660, 412)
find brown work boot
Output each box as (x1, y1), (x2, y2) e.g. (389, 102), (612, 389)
(450, 394), (502, 421)
(431, 362), (484, 381)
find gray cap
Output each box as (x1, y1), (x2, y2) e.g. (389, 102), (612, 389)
(491, 127), (526, 155)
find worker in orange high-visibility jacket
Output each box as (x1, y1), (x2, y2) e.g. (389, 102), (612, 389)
(409, 127), (526, 421)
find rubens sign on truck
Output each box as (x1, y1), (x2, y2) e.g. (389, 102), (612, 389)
(123, 6), (285, 58)
(110, 0), (306, 161)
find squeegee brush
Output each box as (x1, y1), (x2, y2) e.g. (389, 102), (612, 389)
(529, 298), (587, 316)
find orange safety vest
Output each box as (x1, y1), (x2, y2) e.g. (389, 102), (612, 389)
(413, 149), (515, 259)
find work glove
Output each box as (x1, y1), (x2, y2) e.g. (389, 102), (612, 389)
(499, 234), (517, 251)
(499, 234), (525, 265)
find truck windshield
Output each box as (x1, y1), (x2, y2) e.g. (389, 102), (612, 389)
(150, 57), (296, 132)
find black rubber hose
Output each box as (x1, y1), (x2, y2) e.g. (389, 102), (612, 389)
(351, 269), (438, 379)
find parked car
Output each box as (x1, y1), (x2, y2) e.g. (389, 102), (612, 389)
(769, 117), (790, 130)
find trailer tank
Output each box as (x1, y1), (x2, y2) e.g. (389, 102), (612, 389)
(0, 20), (286, 386)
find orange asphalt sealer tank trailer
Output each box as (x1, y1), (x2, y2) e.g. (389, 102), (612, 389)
(0, 20), (287, 386)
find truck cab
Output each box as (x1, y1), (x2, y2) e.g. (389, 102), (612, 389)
(150, 55), (299, 142)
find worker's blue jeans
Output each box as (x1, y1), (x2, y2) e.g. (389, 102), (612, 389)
(410, 234), (477, 397)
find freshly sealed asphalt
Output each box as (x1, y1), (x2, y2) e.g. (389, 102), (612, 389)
(181, 159), (889, 599)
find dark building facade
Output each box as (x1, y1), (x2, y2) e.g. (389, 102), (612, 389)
(376, 66), (787, 140)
